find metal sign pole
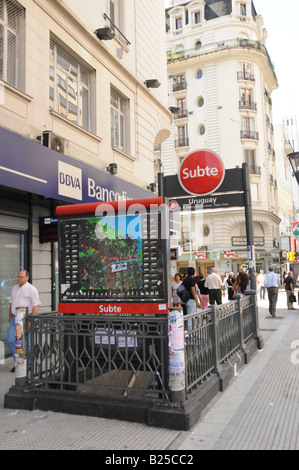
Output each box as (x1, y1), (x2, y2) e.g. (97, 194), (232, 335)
(242, 162), (256, 290)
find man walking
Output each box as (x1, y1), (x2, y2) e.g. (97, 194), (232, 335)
(257, 269), (266, 300)
(284, 271), (296, 310)
(7, 270), (41, 372)
(264, 267), (280, 317)
(204, 267), (224, 305)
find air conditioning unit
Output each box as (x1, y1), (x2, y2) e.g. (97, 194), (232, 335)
(42, 131), (65, 154)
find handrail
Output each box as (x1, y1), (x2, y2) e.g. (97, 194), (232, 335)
(103, 13), (131, 46)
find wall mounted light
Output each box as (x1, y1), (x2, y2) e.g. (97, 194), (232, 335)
(106, 163), (118, 175)
(95, 27), (115, 41)
(144, 79), (161, 89)
(147, 183), (157, 192)
(169, 106), (180, 114)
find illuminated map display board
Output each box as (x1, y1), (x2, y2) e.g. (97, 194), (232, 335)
(56, 197), (169, 314)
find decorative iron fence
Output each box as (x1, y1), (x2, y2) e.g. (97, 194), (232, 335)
(28, 314), (169, 400)
(26, 294), (258, 402)
(184, 293), (257, 393)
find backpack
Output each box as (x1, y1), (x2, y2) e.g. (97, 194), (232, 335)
(177, 283), (191, 303)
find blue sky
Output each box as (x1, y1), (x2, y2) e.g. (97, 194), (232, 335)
(164, 0), (299, 125)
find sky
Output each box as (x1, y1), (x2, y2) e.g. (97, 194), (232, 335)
(164, 0), (299, 125)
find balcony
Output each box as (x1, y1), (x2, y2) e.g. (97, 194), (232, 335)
(240, 130), (259, 141)
(239, 100), (257, 111)
(166, 39), (277, 85)
(175, 137), (189, 148)
(173, 82), (187, 92)
(249, 166), (261, 175)
(174, 109), (188, 120)
(237, 71), (255, 82)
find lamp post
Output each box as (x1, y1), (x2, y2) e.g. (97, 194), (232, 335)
(288, 152), (299, 185)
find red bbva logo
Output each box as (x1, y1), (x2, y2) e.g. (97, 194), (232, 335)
(179, 149), (225, 196)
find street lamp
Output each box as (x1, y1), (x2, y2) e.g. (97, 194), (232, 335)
(288, 152), (299, 185)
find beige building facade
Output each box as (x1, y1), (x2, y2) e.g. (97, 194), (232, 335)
(162, 0), (284, 278)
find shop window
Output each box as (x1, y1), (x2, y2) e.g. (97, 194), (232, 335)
(0, 230), (26, 356)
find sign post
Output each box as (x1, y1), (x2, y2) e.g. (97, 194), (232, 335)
(159, 150), (256, 291)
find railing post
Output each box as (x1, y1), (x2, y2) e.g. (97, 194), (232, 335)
(245, 290), (263, 350)
(210, 305), (220, 373)
(234, 294), (245, 352)
(168, 307), (186, 403)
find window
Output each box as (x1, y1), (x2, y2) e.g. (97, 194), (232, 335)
(199, 125), (205, 135)
(108, 0), (119, 28)
(240, 3), (247, 16)
(242, 117), (255, 137)
(194, 12), (201, 24)
(177, 98), (187, 118)
(0, 0), (25, 91)
(111, 87), (130, 152)
(177, 125), (188, 147)
(195, 41), (202, 50)
(176, 17), (183, 29)
(173, 74), (185, 91)
(240, 88), (252, 107)
(198, 97), (204, 107)
(196, 69), (203, 79)
(245, 149), (260, 174)
(251, 183), (259, 201)
(50, 36), (95, 132)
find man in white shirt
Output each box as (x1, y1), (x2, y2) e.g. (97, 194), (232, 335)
(204, 267), (224, 305)
(7, 270), (41, 371)
(264, 267), (280, 317)
(257, 269), (266, 300)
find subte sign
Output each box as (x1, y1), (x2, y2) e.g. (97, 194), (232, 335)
(178, 149), (225, 196)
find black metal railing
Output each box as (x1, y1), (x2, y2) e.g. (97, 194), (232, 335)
(167, 38), (277, 84)
(24, 294), (258, 402)
(28, 314), (169, 400)
(184, 294), (257, 392)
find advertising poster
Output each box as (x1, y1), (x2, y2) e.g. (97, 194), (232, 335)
(15, 307), (28, 378)
(168, 308), (185, 392)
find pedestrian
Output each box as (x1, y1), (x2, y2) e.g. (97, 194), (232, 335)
(284, 271), (296, 310)
(197, 273), (209, 309)
(204, 267), (224, 305)
(223, 272), (229, 298)
(234, 271), (249, 295)
(181, 267), (202, 315)
(171, 273), (182, 307)
(257, 269), (266, 300)
(7, 270), (41, 372)
(264, 267), (280, 317)
(227, 272), (236, 300)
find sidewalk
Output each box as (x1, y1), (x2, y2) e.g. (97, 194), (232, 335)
(1, 291), (299, 450)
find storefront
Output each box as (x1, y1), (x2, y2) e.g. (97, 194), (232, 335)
(0, 126), (153, 356)
(172, 249), (281, 281)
